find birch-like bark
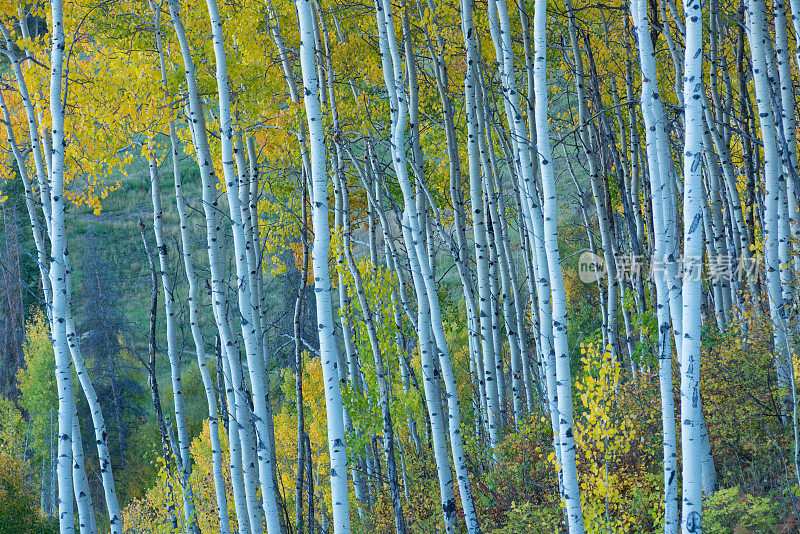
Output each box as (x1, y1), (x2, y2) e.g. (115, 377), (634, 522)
(332, 178), (370, 517)
(64, 273), (122, 533)
(169, 123), (231, 534)
(533, 0), (584, 529)
(485, 0), (564, 484)
(152, 2), (230, 513)
(0, 15), (90, 529)
(166, 3), (263, 531)
(486, 178), (525, 428)
(487, 224), (506, 427)
(773, 0), (800, 283)
(374, 1), (480, 530)
(0, 24), (49, 230)
(680, 0), (705, 529)
(700, 174), (726, 332)
(338, 168), (407, 534)
(349, 145), (434, 462)
(631, 0), (680, 529)
(353, 142), (450, 523)
(71, 406), (96, 534)
(141, 221), (182, 531)
(462, 3), (500, 444)
(411, 4), (487, 443)
(145, 14), (201, 522)
(313, 15), (372, 517)
(564, 0), (620, 364)
(148, 151), (201, 534)
(399, 214), (458, 534)
(0, 84), (118, 532)
(237, 139), (283, 512)
(183, 116), (253, 534)
(746, 0), (794, 418)
(50, 407), (56, 518)
(785, 3), (800, 281)
(625, 56), (649, 259)
(294, 1), (352, 532)
(482, 74), (544, 418)
(48, 0), (76, 527)
(202, 0), (283, 526)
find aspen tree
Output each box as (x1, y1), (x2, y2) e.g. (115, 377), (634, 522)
(410, 4), (487, 443)
(202, 0), (284, 525)
(48, 0), (77, 527)
(373, 0), (481, 529)
(463, 0), (500, 448)
(485, 176), (526, 429)
(294, 177), (309, 534)
(147, 151), (201, 534)
(631, 0), (680, 528)
(148, 5), (231, 520)
(294, 0), (352, 531)
(746, 0), (794, 420)
(170, 130), (231, 534)
(71, 405), (95, 534)
(338, 167), (407, 534)
(0, 80), (120, 533)
(680, 0), (705, 529)
(532, 0), (584, 528)
(564, 0), (620, 363)
(166, 2), (264, 530)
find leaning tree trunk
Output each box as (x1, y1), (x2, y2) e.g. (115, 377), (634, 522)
(338, 162), (407, 534)
(166, 2), (264, 530)
(374, 0), (481, 530)
(157, 22), (230, 517)
(71, 404), (96, 534)
(0, 81), (121, 533)
(463, 0), (501, 448)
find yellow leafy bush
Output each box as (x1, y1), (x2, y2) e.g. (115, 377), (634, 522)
(574, 343), (638, 534)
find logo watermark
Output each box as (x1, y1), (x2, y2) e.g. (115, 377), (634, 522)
(577, 253), (760, 283)
(578, 251), (607, 283)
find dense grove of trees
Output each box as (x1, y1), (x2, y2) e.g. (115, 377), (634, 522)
(0, 0), (799, 531)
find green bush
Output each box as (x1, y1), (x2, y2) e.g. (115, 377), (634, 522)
(703, 486), (778, 534)
(0, 399), (57, 534)
(486, 502), (559, 534)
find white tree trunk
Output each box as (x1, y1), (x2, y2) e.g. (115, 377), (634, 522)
(202, 0), (283, 527)
(294, 1), (352, 532)
(374, 1), (481, 530)
(400, 215), (459, 534)
(486, 177), (526, 429)
(148, 151), (201, 533)
(463, 11), (500, 446)
(166, 3), (264, 531)
(71, 406), (96, 534)
(680, 0), (705, 529)
(747, 0), (794, 418)
(154, 12), (230, 513)
(0, 34), (126, 534)
(532, 0), (584, 529)
(48, 0), (76, 527)
(631, 0), (680, 529)
(171, 131), (231, 533)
